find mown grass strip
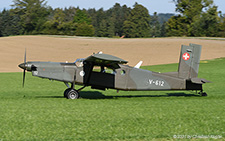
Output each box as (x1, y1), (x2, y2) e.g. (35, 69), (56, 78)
(0, 58), (224, 140)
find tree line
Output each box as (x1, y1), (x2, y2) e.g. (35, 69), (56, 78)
(167, 0), (225, 37)
(0, 0), (224, 38)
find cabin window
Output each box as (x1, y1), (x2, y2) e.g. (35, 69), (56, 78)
(92, 66), (100, 72)
(93, 66), (116, 75)
(105, 68), (116, 75)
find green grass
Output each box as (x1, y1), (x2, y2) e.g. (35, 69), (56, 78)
(0, 58), (225, 140)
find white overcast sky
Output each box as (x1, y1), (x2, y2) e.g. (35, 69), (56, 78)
(0, 0), (224, 14)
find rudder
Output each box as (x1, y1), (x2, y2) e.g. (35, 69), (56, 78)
(178, 43), (202, 79)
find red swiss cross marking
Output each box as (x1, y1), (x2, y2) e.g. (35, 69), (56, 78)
(182, 53), (190, 61)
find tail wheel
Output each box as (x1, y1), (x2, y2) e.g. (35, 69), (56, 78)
(201, 92), (207, 96)
(65, 89), (79, 99)
(198, 91), (207, 96)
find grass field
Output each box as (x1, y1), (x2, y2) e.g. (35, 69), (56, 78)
(0, 58), (224, 140)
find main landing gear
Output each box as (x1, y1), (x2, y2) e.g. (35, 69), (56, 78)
(64, 82), (86, 99)
(64, 88), (79, 99)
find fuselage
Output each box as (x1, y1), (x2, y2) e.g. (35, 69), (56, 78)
(20, 61), (202, 91)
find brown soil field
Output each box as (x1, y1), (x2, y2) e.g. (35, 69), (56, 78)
(0, 36), (225, 72)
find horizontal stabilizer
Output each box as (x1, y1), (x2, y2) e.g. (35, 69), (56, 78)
(191, 78), (212, 84)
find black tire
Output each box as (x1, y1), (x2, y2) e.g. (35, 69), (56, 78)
(201, 92), (207, 96)
(64, 88), (71, 97)
(66, 89), (79, 99)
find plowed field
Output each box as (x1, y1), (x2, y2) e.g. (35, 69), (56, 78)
(0, 36), (224, 72)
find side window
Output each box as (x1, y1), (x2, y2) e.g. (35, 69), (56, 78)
(92, 66), (116, 75)
(92, 66), (101, 72)
(104, 68), (116, 75)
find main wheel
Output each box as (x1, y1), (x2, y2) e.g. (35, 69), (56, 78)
(66, 89), (79, 99)
(64, 88), (71, 97)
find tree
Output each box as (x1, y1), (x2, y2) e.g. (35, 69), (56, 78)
(87, 4), (131, 37)
(12, 0), (49, 34)
(64, 7), (77, 22)
(92, 8), (107, 37)
(123, 20), (136, 38)
(150, 12), (161, 37)
(160, 22), (167, 37)
(98, 19), (108, 37)
(173, 0), (213, 23)
(166, 15), (189, 36)
(75, 23), (95, 36)
(0, 9), (23, 36)
(109, 3), (131, 37)
(123, 3), (151, 38)
(0, 11), (3, 37)
(73, 9), (91, 24)
(107, 17), (115, 37)
(167, 0), (220, 37)
(42, 8), (67, 35)
(191, 6), (220, 36)
(73, 9), (94, 36)
(218, 14), (225, 37)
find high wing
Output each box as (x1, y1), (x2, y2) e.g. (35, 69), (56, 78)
(84, 53), (128, 69)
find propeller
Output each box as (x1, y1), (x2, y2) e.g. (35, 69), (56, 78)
(18, 49), (27, 87)
(19, 49), (37, 87)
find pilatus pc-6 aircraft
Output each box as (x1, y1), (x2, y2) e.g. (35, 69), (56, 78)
(19, 43), (210, 99)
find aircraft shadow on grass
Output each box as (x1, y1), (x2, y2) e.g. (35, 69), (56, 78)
(35, 91), (200, 99)
(80, 92), (200, 99)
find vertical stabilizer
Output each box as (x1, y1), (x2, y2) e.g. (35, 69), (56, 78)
(178, 44), (202, 79)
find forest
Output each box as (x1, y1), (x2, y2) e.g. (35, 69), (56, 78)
(0, 0), (224, 38)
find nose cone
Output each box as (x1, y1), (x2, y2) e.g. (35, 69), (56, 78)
(18, 63), (26, 69)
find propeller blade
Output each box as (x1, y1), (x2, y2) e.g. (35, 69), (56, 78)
(24, 48), (26, 64)
(22, 49), (26, 87)
(23, 69), (26, 87)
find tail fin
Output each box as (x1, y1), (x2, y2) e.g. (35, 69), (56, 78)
(178, 43), (202, 79)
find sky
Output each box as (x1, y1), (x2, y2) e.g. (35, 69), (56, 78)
(0, 0), (224, 14)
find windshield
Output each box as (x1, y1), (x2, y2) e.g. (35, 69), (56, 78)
(74, 58), (85, 67)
